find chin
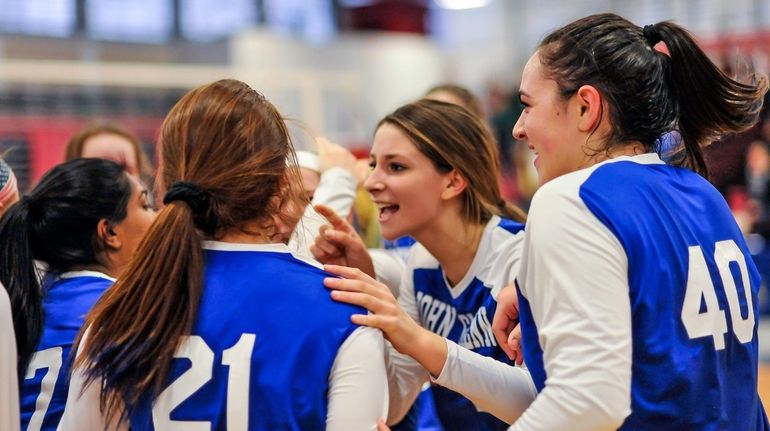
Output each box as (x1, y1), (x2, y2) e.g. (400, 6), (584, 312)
(380, 226), (407, 242)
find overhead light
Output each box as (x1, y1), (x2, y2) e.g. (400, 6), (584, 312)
(434, 0), (491, 9)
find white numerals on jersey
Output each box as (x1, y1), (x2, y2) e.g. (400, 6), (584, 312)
(24, 346), (63, 431)
(681, 241), (755, 350)
(222, 334), (256, 431)
(152, 334), (256, 430)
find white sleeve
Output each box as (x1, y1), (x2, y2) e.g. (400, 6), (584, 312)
(509, 181), (632, 431)
(368, 248), (405, 298)
(432, 339), (536, 424)
(383, 265), (430, 424)
(312, 168), (356, 217)
(326, 326), (388, 431)
(288, 204), (330, 260)
(288, 168), (356, 260)
(57, 332), (126, 431)
(0, 286), (20, 431)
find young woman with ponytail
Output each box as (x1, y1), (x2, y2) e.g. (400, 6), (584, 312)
(311, 98), (529, 431)
(58, 79), (387, 431)
(325, 13), (769, 431)
(0, 158), (155, 431)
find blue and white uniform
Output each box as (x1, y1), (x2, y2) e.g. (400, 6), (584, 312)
(59, 242), (388, 431)
(390, 216), (525, 430)
(513, 153), (768, 430)
(20, 271), (114, 431)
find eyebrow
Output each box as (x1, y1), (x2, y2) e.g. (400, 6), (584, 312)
(370, 153), (403, 161)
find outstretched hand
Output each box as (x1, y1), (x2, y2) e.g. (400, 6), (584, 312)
(492, 284), (524, 364)
(324, 265), (424, 356)
(311, 204), (375, 278)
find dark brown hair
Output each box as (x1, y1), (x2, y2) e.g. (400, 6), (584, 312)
(378, 99), (526, 224)
(74, 79), (304, 420)
(65, 122), (153, 178)
(538, 13), (768, 176)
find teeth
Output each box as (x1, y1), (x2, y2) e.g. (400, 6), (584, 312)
(376, 203), (396, 209)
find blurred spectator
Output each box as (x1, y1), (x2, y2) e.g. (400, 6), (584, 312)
(425, 84), (485, 119)
(65, 122), (153, 180)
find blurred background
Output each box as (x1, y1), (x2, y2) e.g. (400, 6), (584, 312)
(1, 0), (770, 401)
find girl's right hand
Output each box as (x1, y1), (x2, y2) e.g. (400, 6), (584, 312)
(311, 204), (375, 278)
(324, 264), (450, 376)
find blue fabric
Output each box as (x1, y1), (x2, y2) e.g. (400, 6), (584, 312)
(518, 161), (768, 430)
(412, 218), (523, 431)
(130, 248), (364, 430)
(20, 275), (112, 431)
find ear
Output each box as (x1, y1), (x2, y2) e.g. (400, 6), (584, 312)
(574, 85), (604, 133)
(97, 218), (122, 251)
(440, 169), (467, 201)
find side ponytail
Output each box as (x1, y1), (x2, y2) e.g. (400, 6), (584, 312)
(655, 22), (769, 176)
(0, 200), (43, 378)
(76, 201), (204, 418)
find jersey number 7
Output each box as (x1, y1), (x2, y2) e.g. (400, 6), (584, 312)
(681, 240), (755, 350)
(25, 347), (63, 431)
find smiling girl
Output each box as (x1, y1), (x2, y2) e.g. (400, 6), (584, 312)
(326, 12), (769, 431)
(313, 98), (529, 430)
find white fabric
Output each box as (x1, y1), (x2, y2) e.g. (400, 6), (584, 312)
(58, 326), (388, 430)
(433, 339), (536, 425)
(368, 248), (405, 298)
(289, 167), (356, 261)
(508, 157), (648, 431)
(58, 270), (115, 282)
(0, 285), (20, 431)
(296, 150), (320, 172)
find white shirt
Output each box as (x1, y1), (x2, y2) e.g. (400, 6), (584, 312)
(0, 285), (20, 431)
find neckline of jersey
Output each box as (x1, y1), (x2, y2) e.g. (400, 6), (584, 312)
(442, 215), (499, 299)
(59, 270), (116, 282)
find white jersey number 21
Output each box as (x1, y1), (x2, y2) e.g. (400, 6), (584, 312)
(681, 240), (755, 350)
(152, 333), (256, 431)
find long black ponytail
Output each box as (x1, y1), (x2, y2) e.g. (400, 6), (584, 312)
(0, 158), (132, 377)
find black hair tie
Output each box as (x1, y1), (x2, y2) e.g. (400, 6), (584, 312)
(163, 181), (210, 214)
(643, 24), (662, 46)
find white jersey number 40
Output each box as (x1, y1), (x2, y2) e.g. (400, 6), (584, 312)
(681, 240), (755, 350)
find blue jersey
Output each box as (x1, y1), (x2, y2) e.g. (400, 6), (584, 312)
(130, 242), (365, 430)
(403, 216), (525, 431)
(517, 154), (768, 430)
(20, 271), (114, 431)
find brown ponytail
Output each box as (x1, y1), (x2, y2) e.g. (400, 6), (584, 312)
(74, 79), (304, 420)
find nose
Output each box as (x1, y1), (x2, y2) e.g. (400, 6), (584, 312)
(512, 113), (526, 141)
(364, 166), (383, 194)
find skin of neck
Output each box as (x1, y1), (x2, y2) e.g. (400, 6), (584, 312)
(412, 200), (487, 287)
(217, 217), (291, 245)
(578, 114), (649, 169)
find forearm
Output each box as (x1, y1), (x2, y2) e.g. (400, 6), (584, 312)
(433, 340), (536, 425)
